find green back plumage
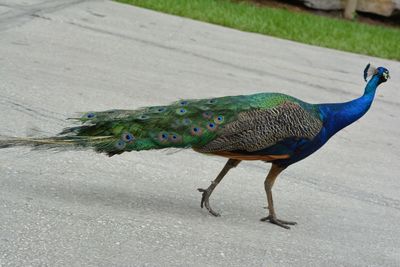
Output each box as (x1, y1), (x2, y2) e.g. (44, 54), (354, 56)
(60, 92), (316, 156)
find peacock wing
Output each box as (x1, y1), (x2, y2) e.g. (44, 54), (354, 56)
(197, 101), (323, 154)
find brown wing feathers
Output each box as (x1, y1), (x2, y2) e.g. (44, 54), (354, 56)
(197, 102), (322, 154)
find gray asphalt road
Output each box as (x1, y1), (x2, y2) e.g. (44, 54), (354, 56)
(1, 0), (400, 266)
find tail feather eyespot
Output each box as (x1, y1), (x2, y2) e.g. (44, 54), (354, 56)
(214, 115), (224, 124)
(179, 100), (189, 106)
(150, 106), (167, 113)
(182, 118), (192, 125)
(199, 106), (210, 111)
(169, 133), (183, 143)
(137, 114), (150, 120)
(171, 119), (181, 129)
(158, 132), (169, 143)
(115, 140), (126, 150)
(206, 122), (218, 131)
(176, 108), (187, 115)
(190, 126), (203, 136)
(202, 111), (213, 119)
(83, 112), (96, 119)
(121, 132), (135, 143)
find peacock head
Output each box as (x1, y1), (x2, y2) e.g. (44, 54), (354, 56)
(364, 64), (390, 84)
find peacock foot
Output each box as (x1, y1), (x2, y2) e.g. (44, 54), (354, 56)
(260, 215), (297, 229)
(197, 188), (221, 217)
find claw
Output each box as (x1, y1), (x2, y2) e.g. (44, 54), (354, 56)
(260, 215), (297, 229)
(198, 188), (206, 208)
(198, 188), (220, 217)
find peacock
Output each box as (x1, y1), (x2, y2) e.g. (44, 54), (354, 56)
(0, 64), (390, 229)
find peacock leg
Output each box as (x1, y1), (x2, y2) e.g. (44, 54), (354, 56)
(260, 164), (297, 229)
(198, 158), (241, 217)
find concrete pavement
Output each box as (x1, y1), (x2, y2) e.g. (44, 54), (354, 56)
(1, 0), (400, 266)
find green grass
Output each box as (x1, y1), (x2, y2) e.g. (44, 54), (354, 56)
(116, 0), (400, 61)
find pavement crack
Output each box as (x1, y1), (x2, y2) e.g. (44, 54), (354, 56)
(0, 0), (89, 31)
(0, 95), (68, 126)
(31, 13), (52, 20)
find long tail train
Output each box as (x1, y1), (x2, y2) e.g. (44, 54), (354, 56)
(0, 136), (113, 151)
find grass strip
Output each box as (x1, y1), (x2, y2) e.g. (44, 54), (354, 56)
(116, 0), (400, 61)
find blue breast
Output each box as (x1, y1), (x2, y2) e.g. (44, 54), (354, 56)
(270, 75), (380, 167)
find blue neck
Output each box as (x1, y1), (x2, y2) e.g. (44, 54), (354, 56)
(320, 75), (379, 138)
